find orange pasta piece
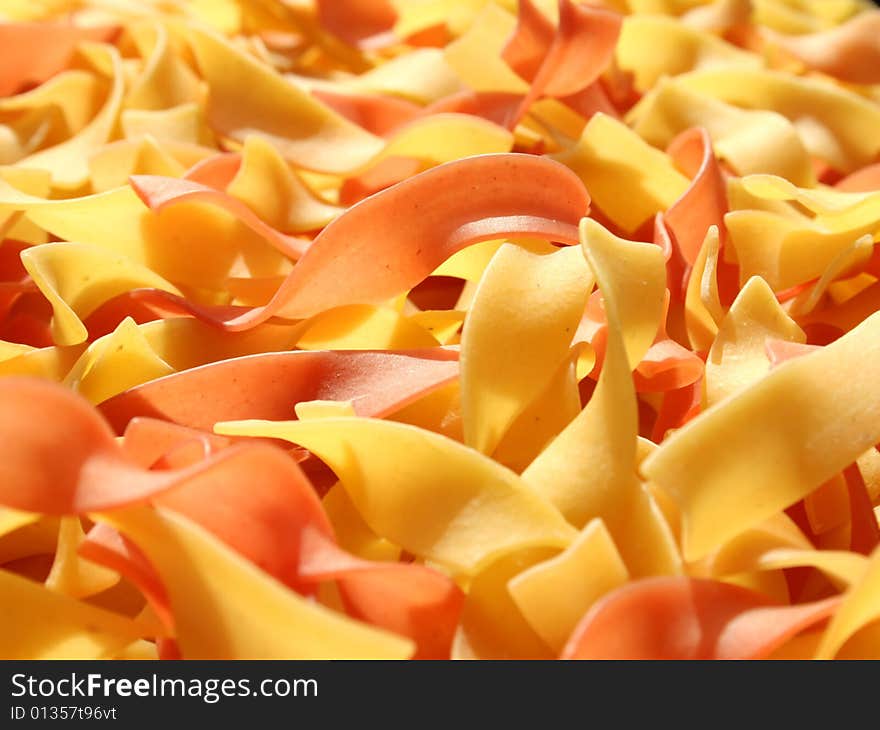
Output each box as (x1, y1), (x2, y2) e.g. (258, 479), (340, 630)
(78, 523), (171, 629)
(633, 338), (704, 393)
(502, 0), (556, 85)
(836, 163), (880, 193)
(504, 0), (622, 121)
(764, 11), (880, 85)
(4, 0), (880, 664)
(563, 577), (839, 660)
(665, 128), (729, 269)
(98, 349), (459, 433)
(298, 527), (463, 660)
(311, 89), (421, 137)
(130, 175), (310, 259)
(316, 0), (397, 49)
(120, 419), (232, 469)
(0, 22), (118, 96)
(84, 441), (463, 657)
(0, 377), (328, 516)
(128, 154), (589, 329)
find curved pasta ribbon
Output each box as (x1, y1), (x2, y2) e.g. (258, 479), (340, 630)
(563, 577), (839, 660)
(215, 417), (577, 575)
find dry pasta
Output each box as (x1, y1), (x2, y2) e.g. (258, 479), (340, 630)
(2, 0), (880, 660)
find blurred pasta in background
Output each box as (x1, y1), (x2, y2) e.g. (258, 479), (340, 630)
(2, 0), (880, 660)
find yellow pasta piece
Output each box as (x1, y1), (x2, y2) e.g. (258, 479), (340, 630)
(113, 639), (159, 660)
(12, 317), (296, 391)
(186, 25), (384, 173)
(835, 620), (880, 660)
(587, 221), (667, 371)
(857, 447), (880, 503)
(0, 69), (103, 155)
(62, 317), (175, 404)
(226, 135), (343, 234)
(739, 173), (880, 233)
(136, 317), (300, 372)
(0, 181), (155, 262)
(554, 113), (690, 233)
(392, 0), (519, 39)
(685, 225), (725, 352)
(121, 104), (212, 145)
(521, 219), (680, 577)
(295, 304), (440, 350)
(88, 136), (187, 191)
(444, 3), (527, 94)
(384, 380), (462, 442)
(124, 21), (202, 111)
(294, 400), (357, 420)
(20, 242), (181, 346)
(215, 417), (577, 575)
(325, 48), (462, 104)
(768, 630), (825, 659)
(0, 508), (40, 538)
(809, 273), (876, 307)
(461, 244), (592, 455)
(724, 569), (791, 604)
(0, 341), (33, 364)
(699, 511), (812, 571)
(700, 512), (868, 586)
(627, 0), (713, 13)
(452, 547), (557, 660)
(753, 0), (866, 34)
(630, 81), (815, 186)
(0, 116), (48, 167)
(525, 99), (586, 147)
(4, 0), (880, 665)
(0, 69), (104, 136)
(406, 310), (465, 345)
(491, 356), (581, 474)
(789, 234), (874, 316)
(432, 240), (505, 282)
(374, 113), (514, 167)
(638, 441), (684, 544)
(680, 0), (752, 32)
(616, 14), (761, 92)
(0, 568), (140, 659)
(644, 310), (880, 561)
(508, 518), (629, 652)
(45, 517), (120, 599)
(726, 175), (812, 220)
(102, 507), (414, 659)
(186, 0), (242, 33)
(705, 275), (805, 406)
(0, 343), (86, 382)
(434, 239), (558, 282)
(725, 208), (877, 291)
(0, 167), (49, 242)
(3, 179), (294, 291)
(18, 44), (124, 189)
(817, 544), (880, 659)
(0, 518), (59, 569)
(322, 483), (401, 563)
(676, 68), (880, 172)
(573, 341), (597, 381)
(752, 548), (867, 587)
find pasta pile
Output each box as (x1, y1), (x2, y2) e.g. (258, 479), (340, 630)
(2, 0), (880, 661)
